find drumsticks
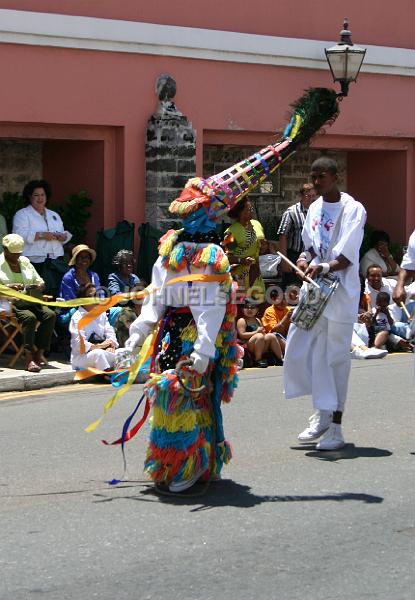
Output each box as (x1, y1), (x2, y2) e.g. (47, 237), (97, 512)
(277, 251), (320, 289)
(400, 301), (413, 322)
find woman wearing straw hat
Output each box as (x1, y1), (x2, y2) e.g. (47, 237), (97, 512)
(59, 244), (101, 301)
(0, 233), (56, 372)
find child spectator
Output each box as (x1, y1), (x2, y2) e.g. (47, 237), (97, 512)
(69, 283), (121, 372)
(262, 289), (294, 354)
(371, 291), (413, 351)
(237, 298), (284, 367)
(371, 291), (394, 348)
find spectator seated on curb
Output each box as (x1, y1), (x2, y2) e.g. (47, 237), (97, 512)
(236, 297), (284, 368)
(360, 230), (400, 280)
(388, 280), (415, 341)
(262, 287), (297, 355)
(59, 244), (101, 305)
(107, 250), (145, 346)
(351, 311), (388, 359)
(371, 291), (413, 352)
(55, 243), (101, 356)
(364, 264), (396, 309)
(0, 234), (56, 372)
(69, 283), (124, 372)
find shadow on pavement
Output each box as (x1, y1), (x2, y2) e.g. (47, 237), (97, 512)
(301, 444), (393, 462)
(92, 479), (383, 511)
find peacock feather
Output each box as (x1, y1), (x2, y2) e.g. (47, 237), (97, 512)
(169, 87), (340, 219)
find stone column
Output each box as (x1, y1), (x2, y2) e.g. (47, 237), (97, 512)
(145, 74), (196, 231)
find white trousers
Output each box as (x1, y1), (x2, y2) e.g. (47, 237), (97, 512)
(73, 349), (118, 371)
(284, 316), (353, 412)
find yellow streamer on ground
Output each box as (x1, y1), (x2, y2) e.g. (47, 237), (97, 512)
(84, 331), (156, 433)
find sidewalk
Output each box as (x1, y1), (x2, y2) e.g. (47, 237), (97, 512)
(0, 353), (75, 392)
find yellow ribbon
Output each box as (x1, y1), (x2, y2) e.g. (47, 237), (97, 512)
(0, 284), (102, 308)
(0, 273), (231, 354)
(77, 272), (230, 432)
(77, 273), (230, 353)
(2, 273), (231, 433)
(84, 331), (156, 433)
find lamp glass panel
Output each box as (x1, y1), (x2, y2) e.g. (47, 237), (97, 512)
(345, 51), (365, 80)
(327, 51), (347, 80)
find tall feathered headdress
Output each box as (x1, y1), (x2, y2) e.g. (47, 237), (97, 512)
(169, 87), (339, 220)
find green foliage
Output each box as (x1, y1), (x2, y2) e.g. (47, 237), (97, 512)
(49, 190), (93, 246)
(360, 223), (375, 258)
(0, 189), (93, 246)
(261, 217), (279, 242)
(0, 191), (25, 231)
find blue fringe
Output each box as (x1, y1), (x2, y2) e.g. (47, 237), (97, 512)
(149, 427), (200, 451)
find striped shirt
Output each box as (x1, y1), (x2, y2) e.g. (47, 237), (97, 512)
(277, 202), (308, 253)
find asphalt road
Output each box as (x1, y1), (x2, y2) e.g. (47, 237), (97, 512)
(1, 355), (415, 600)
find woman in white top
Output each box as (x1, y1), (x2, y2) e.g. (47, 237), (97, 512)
(13, 180), (72, 294)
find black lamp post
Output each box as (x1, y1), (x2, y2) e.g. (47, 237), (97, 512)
(325, 19), (366, 97)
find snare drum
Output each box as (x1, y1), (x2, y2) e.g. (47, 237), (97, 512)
(291, 272), (339, 330)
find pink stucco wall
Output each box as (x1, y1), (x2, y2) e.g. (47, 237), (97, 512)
(0, 2), (413, 241)
(0, 0), (413, 49)
(348, 150), (407, 243)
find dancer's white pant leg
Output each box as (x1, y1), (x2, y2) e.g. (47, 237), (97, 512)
(284, 321), (320, 400)
(284, 317), (353, 412)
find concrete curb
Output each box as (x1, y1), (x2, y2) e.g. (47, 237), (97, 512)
(0, 363), (282, 393)
(0, 368), (75, 392)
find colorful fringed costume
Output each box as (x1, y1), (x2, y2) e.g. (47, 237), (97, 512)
(130, 229), (242, 487)
(124, 87), (340, 491)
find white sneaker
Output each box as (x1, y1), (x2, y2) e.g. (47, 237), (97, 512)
(168, 468), (204, 493)
(298, 410), (332, 442)
(361, 347), (388, 359)
(316, 423), (345, 450)
(351, 346), (365, 359)
(351, 346), (388, 359)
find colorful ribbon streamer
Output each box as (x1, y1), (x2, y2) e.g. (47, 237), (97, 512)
(84, 331), (156, 433)
(106, 393), (150, 485)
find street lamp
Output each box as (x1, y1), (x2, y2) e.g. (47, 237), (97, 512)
(325, 19), (366, 97)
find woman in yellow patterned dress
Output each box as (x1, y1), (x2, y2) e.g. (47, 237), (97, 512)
(223, 197), (266, 301)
